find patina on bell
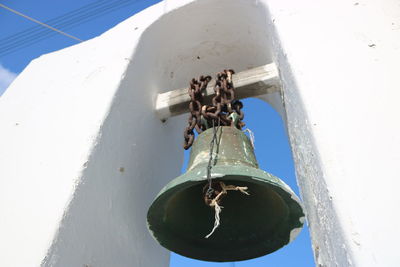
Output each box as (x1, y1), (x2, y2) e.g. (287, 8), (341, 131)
(147, 126), (305, 262)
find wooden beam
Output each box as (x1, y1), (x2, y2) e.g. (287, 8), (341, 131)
(155, 63), (281, 121)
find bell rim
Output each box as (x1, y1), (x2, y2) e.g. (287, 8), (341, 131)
(147, 165), (305, 262)
(152, 164), (302, 205)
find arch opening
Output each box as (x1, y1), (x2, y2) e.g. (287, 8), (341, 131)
(120, 0), (314, 265)
(44, 0), (315, 265)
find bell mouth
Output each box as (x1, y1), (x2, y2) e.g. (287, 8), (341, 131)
(147, 165), (305, 262)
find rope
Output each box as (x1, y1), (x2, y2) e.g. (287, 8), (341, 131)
(205, 201), (222, 238)
(243, 128), (255, 149)
(205, 181), (249, 238)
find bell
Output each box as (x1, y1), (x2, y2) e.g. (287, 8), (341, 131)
(147, 126), (305, 262)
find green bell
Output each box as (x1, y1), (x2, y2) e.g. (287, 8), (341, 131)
(147, 126), (305, 262)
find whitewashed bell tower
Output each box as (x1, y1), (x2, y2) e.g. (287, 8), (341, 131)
(0, 0), (399, 266)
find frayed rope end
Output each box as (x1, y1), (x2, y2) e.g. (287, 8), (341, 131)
(205, 182), (249, 238)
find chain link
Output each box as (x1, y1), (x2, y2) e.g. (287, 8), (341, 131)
(183, 69), (245, 150)
(183, 75), (211, 150)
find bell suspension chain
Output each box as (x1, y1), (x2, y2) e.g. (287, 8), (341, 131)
(182, 69), (249, 238)
(183, 69), (245, 150)
(183, 75), (212, 150)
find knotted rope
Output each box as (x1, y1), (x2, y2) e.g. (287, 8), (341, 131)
(205, 181), (250, 238)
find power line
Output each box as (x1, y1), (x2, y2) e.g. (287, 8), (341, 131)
(0, 1), (137, 56)
(0, 0), (137, 50)
(0, 3), (83, 42)
(0, 0), (129, 53)
(0, 0), (109, 44)
(0, 0), (126, 55)
(0, 0), (150, 57)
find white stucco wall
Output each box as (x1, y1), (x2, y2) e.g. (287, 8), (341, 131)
(266, 1), (400, 266)
(0, 0), (399, 266)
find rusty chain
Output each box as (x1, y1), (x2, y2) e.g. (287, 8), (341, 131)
(183, 69), (245, 150)
(183, 75), (211, 150)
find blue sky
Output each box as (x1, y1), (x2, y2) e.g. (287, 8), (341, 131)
(0, 1), (315, 266)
